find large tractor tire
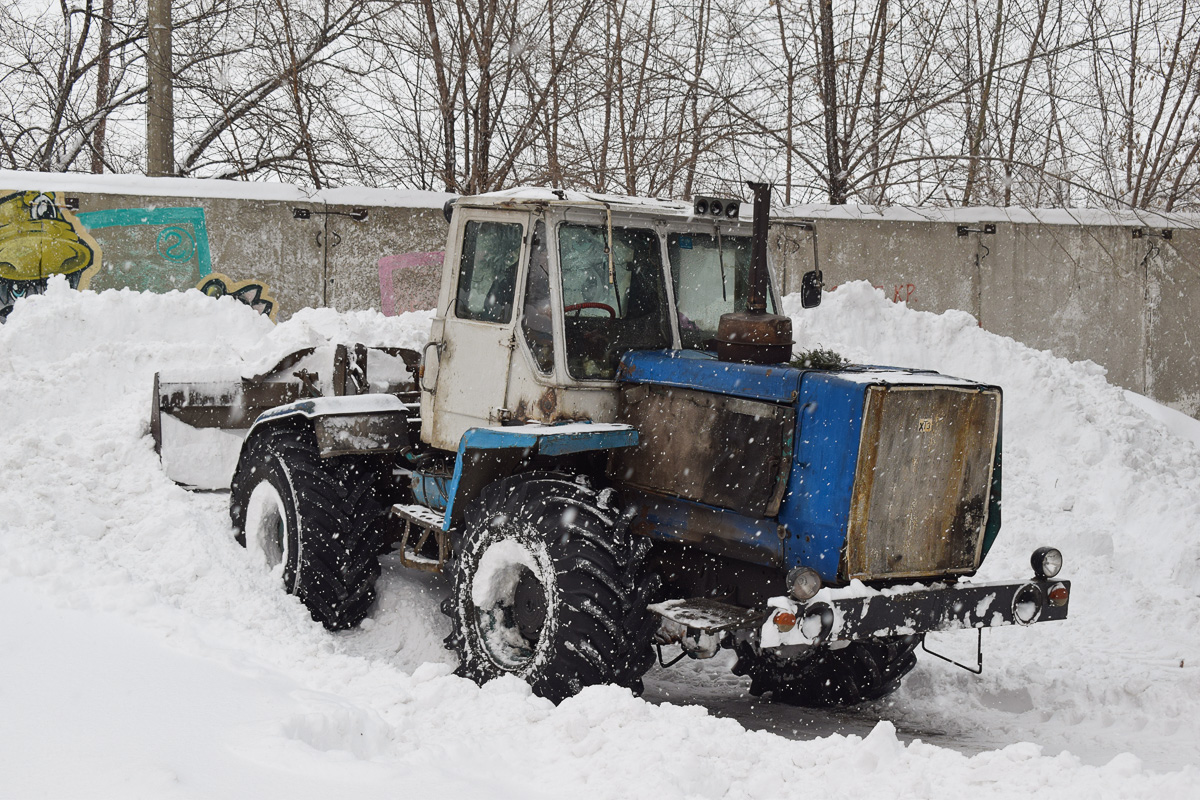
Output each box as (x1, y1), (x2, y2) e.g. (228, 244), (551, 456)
(731, 636), (920, 708)
(444, 472), (660, 703)
(230, 425), (382, 631)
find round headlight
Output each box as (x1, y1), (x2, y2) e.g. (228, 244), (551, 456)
(786, 566), (822, 601)
(1031, 546), (1063, 579)
(800, 603), (834, 641)
(1012, 583), (1044, 625)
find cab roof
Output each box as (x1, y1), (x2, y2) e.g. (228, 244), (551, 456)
(455, 186), (750, 220)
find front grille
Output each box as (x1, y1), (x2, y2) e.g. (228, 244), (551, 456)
(845, 385), (1000, 581)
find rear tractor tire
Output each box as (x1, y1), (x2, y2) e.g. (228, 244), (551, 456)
(732, 636), (920, 708)
(444, 472), (660, 703)
(230, 425), (382, 631)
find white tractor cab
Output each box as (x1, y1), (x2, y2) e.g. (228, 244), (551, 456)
(153, 184), (1070, 708)
(420, 187), (779, 451)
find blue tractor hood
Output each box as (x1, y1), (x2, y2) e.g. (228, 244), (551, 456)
(616, 349), (1004, 584)
(616, 349), (804, 404)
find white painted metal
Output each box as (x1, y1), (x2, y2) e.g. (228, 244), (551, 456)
(419, 192), (771, 450)
(424, 208), (532, 450)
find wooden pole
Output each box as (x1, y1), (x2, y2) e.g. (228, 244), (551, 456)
(146, 0), (174, 176)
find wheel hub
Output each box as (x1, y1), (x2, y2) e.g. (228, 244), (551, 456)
(513, 568), (547, 641)
(245, 480), (287, 569)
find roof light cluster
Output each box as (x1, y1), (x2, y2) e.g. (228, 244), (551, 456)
(692, 196), (741, 219)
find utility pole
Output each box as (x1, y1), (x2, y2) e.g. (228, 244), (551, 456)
(146, 0), (174, 176)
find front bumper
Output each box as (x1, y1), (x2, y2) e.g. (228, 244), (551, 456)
(761, 578), (1071, 648)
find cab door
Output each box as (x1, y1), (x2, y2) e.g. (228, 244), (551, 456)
(422, 209), (531, 451)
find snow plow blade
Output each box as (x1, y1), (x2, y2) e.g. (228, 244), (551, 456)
(152, 343), (420, 489)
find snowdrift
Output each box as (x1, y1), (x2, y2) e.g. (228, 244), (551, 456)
(1, 278), (1197, 798)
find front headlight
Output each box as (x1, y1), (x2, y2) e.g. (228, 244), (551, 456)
(787, 566), (822, 601)
(1031, 546), (1063, 579)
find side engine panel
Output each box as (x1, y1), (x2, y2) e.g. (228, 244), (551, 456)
(611, 383), (794, 517)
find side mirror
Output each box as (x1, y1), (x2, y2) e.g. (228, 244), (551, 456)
(800, 269), (823, 308)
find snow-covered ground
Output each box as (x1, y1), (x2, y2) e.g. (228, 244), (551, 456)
(1, 278), (1198, 798)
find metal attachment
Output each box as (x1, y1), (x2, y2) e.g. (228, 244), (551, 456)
(656, 643), (688, 668)
(392, 504), (450, 573)
(292, 207), (369, 222)
(711, 312), (793, 364)
(920, 629), (983, 674)
(315, 230), (342, 248)
(292, 368), (321, 397)
(1132, 227), (1172, 240)
(711, 182), (793, 364)
(957, 224), (996, 237)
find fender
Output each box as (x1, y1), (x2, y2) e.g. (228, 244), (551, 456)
(249, 394), (411, 458)
(439, 422), (639, 530)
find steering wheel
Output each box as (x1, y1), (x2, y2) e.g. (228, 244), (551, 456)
(563, 302), (616, 318)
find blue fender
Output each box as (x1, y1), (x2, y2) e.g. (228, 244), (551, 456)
(440, 422), (639, 530)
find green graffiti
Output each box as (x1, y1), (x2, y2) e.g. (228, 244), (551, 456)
(156, 226), (196, 262)
(75, 207), (212, 293)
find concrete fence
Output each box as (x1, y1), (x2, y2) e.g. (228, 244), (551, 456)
(1, 170), (1196, 419)
(0, 170), (451, 322)
(769, 205), (1200, 419)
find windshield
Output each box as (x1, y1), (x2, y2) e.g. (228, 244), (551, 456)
(558, 223), (671, 380)
(666, 232), (776, 349)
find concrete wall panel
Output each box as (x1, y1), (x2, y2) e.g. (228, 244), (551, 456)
(985, 224), (1146, 392)
(773, 219), (980, 318)
(775, 206), (1198, 417)
(1148, 232), (1200, 416)
(325, 203), (447, 315)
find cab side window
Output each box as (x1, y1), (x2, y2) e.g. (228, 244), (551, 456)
(521, 221), (554, 373)
(455, 220), (523, 323)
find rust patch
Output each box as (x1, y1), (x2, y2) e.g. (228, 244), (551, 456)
(846, 385), (999, 581)
(538, 387), (557, 416)
(507, 388), (591, 425)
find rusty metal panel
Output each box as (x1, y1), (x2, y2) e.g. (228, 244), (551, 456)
(626, 488), (784, 567)
(846, 385), (1000, 580)
(314, 411), (410, 457)
(157, 380), (303, 429)
(613, 384), (793, 517)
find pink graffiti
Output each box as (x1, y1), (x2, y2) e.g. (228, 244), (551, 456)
(378, 251), (444, 316)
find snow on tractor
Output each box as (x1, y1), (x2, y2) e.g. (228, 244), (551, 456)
(152, 184), (1071, 706)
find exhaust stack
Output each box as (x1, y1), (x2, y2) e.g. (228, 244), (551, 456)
(711, 182), (793, 364)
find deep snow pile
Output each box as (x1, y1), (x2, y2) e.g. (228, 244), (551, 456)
(0, 278), (1197, 798)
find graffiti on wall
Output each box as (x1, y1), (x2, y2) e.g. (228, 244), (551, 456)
(200, 274), (276, 317)
(0, 191), (102, 321)
(75, 205), (213, 294)
(378, 250), (444, 315)
(0, 191), (277, 321)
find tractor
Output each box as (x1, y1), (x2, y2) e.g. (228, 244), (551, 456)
(153, 183), (1070, 706)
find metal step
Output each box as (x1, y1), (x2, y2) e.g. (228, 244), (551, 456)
(391, 504), (449, 573)
(647, 597), (769, 634)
